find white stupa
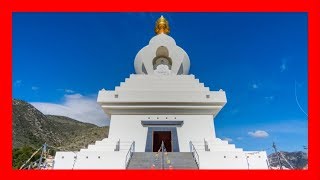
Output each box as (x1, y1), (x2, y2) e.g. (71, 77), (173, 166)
(53, 16), (269, 169)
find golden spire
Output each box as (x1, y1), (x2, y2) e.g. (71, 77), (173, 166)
(154, 15), (170, 35)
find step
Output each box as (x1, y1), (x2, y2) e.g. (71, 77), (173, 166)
(126, 152), (198, 169)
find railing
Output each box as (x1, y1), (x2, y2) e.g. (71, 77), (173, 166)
(152, 141), (168, 169)
(115, 139), (120, 151)
(161, 141), (165, 169)
(124, 141), (135, 168)
(204, 139), (210, 151)
(189, 141), (200, 169)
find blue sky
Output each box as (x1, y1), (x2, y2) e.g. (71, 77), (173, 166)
(13, 13), (308, 154)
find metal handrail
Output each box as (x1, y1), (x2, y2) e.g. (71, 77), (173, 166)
(152, 141), (167, 169)
(204, 139), (210, 151)
(115, 139), (120, 151)
(189, 141), (200, 168)
(124, 141), (135, 168)
(161, 141), (165, 169)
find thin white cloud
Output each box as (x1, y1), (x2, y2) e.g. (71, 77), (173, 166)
(57, 89), (76, 94)
(280, 61), (287, 72)
(231, 109), (239, 114)
(222, 137), (233, 142)
(31, 93), (109, 126)
(264, 120), (307, 134)
(252, 83), (258, 89)
(219, 119), (307, 137)
(31, 86), (39, 91)
(14, 80), (22, 87)
(217, 120), (307, 149)
(236, 137), (243, 140)
(65, 89), (75, 93)
(264, 96), (274, 102)
(248, 130), (269, 138)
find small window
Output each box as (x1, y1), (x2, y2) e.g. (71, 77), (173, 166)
(115, 94), (118, 98)
(206, 95), (210, 98)
(86, 156), (88, 159)
(224, 156), (226, 158)
(62, 156), (64, 159)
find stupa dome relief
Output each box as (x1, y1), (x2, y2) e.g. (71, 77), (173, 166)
(153, 46), (172, 70)
(134, 16), (190, 75)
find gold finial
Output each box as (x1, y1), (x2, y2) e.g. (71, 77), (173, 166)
(155, 15), (170, 35)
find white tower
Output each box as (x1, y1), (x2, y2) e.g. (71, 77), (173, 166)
(53, 16), (269, 169)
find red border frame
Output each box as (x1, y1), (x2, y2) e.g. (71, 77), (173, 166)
(1, 0), (319, 179)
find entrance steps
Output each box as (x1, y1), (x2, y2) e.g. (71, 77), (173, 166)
(126, 152), (198, 169)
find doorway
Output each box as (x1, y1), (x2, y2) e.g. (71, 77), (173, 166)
(153, 131), (172, 152)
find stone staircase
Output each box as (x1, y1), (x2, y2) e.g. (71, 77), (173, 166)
(126, 152), (198, 169)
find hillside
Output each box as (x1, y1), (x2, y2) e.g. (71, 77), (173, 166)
(12, 99), (109, 151)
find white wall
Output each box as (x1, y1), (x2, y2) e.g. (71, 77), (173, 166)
(198, 151), (269, 169)
(54, 151), (127, 169)
(177, 115), (215, 152)
(108, 114), (216, 152)
(245, 151), (269, 169)
(108, 115), (148, 152)
(54, 152), (77, 169)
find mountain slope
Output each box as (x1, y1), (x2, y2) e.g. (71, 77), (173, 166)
(12, 99), (109, 151)
(46, 115), (109, 151)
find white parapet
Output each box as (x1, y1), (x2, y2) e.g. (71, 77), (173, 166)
(197, 151), (268, 169)
(54, 151), (128, 169)
(190, 138), (269, 169)
(54, 139), (134, 169)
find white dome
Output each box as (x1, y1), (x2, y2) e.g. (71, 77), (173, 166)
(134, 33), (190, 75)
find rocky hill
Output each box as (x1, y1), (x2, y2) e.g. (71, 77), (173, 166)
(268, 151), (308, 169)
(12, 99), (109, 151)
